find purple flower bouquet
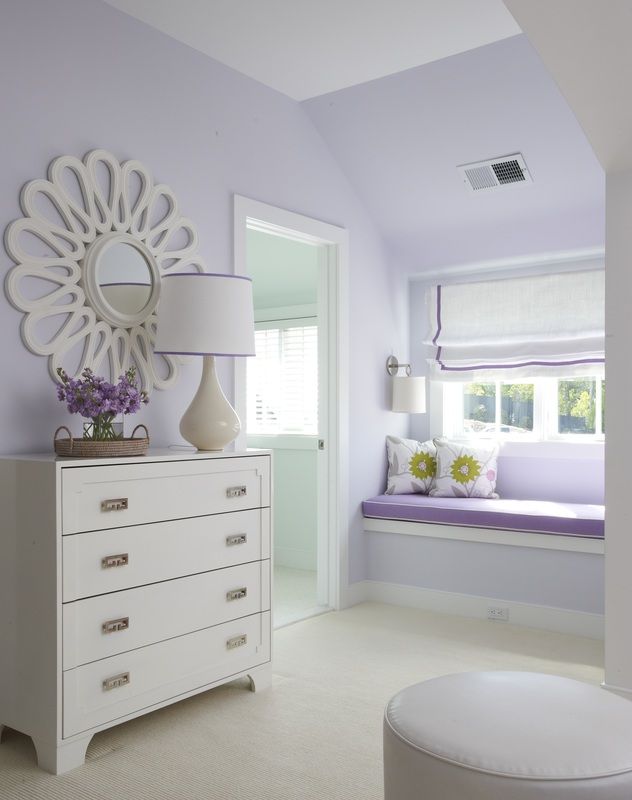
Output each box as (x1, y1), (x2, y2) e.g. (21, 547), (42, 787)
(56, 366), (149, 441)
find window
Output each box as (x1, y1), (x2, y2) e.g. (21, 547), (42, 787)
(425, 267), (605, 443)
(444, 375), (605, 440)
(462, 382), (535, 435)
(247, 322), (318, 435)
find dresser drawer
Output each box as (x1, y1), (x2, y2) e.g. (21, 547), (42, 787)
(63, 560), (270, 670)
(62, 508), (270, 601)
(61, 456), (270, 535)
(63, 611), (270, 737)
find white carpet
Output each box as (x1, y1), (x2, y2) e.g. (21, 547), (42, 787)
(0, 602), (604, 799)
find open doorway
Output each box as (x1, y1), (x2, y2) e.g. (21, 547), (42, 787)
(233, 196), (348, 627)
(247, 229), (324, 625)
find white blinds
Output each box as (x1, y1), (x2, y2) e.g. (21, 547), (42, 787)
(425, 269), (605, 381)
(247, 323), (318, 434)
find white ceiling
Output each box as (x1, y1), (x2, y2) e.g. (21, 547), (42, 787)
(102, 0), (521, 100)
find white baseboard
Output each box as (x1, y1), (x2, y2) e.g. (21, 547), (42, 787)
(601, 682), (632, 698)
(345, 579), (604, 639)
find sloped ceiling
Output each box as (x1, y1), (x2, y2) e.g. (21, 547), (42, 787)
(302, 35), (605, 273)
(102, 1), (605, 274)
(102, 0), (521, 101)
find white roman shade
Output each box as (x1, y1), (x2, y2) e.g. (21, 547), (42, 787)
(425, 269), (605, 381)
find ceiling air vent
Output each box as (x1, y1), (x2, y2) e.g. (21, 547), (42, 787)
(458, 153), (532, 193)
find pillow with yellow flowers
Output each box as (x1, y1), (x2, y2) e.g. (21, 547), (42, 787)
(385, 436), (437, 495)
(430, 437), (499, 499)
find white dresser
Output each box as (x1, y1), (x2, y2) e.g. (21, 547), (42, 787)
(0, 450), (272, 774)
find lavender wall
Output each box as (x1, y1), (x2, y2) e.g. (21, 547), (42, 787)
(0, 0), (408, 587)
(366, 534), (603, 613)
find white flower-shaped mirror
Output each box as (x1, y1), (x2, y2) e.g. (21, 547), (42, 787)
(4, 149), (205, 391)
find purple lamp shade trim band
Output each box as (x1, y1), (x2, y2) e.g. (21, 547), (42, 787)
(162, 272), (253, 282)
(154, 350), (255, 357)
(432, 283), (605, 371)
(100, 282), (152, 287)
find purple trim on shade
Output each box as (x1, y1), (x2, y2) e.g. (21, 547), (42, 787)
(438, 357), (605, 372)
(432, 285), (443, 365)
(432, 285), (442, 346)
(162, 272), (253, 282)
(154, 350), (254, 357)
(432, 283), (605, 371)
(362, 495), (604, 538)
(100, 282), (151, 287)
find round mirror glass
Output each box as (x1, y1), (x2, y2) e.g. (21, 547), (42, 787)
(98, 241), (153, 315)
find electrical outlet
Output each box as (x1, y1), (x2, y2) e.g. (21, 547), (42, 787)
(487, 606), (509, 622)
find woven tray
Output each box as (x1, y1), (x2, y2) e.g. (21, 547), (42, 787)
(54, 424), (150, 458)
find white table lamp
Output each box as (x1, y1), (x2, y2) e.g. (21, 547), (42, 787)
(154, 273), (255, 451)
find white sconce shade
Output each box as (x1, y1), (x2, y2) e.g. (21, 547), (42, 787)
(154, 272), (255, 451)
(392, 376), (426, 413)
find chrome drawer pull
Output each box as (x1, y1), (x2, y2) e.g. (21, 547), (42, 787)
(226, 485), (247, 498)
(226, 634), (247, 650)
(226, 533), (247, 547)
(103, 672), (130, 691)
(101, 497), (128, 512)
(226, 587), (248, 602)
(101, 553), (129, 569)
(102, 616), (129, 634)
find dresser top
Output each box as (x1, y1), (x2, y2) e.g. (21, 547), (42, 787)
(0, 447), (271, 467)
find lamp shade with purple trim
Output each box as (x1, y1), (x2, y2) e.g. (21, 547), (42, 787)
(154, 273), (255, 357)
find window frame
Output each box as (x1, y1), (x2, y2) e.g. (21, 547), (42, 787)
(442, 374), (605, 443)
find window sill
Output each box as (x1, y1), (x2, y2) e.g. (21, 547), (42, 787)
(440, 438), (604, 460)
(363, 517), (604, 554)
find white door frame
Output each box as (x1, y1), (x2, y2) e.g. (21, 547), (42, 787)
(233, 195), (349, 611)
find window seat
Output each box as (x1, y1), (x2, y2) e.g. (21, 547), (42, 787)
(362, 495), (604, 539)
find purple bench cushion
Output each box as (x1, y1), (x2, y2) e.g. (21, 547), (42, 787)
(362, 495), (604, 538)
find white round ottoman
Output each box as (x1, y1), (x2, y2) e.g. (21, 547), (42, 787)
(384, 672), (632, 800)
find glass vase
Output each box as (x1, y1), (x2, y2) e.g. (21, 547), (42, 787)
(83, 417), (124, 441)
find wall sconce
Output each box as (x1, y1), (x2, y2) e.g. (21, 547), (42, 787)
(386, 356), (426, 414)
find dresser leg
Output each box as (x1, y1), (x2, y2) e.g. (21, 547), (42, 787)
(248, 663), (272, 692)
(32, 734), (92, 775)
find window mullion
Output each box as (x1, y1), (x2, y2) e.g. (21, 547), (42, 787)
(495, 381), (502, 430)
(596, 377), (603, 436)
(539, 378), (551, 440)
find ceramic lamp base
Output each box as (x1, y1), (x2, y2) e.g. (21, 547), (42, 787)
(180, 355), (240, 451)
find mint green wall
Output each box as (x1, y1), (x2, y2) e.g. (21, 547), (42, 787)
(247, 228), (319, 310)
(270, 444), (318, 571)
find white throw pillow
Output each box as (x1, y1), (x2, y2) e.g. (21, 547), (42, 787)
(430, 437), (499, 499)
(385, 436), (437, 495)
